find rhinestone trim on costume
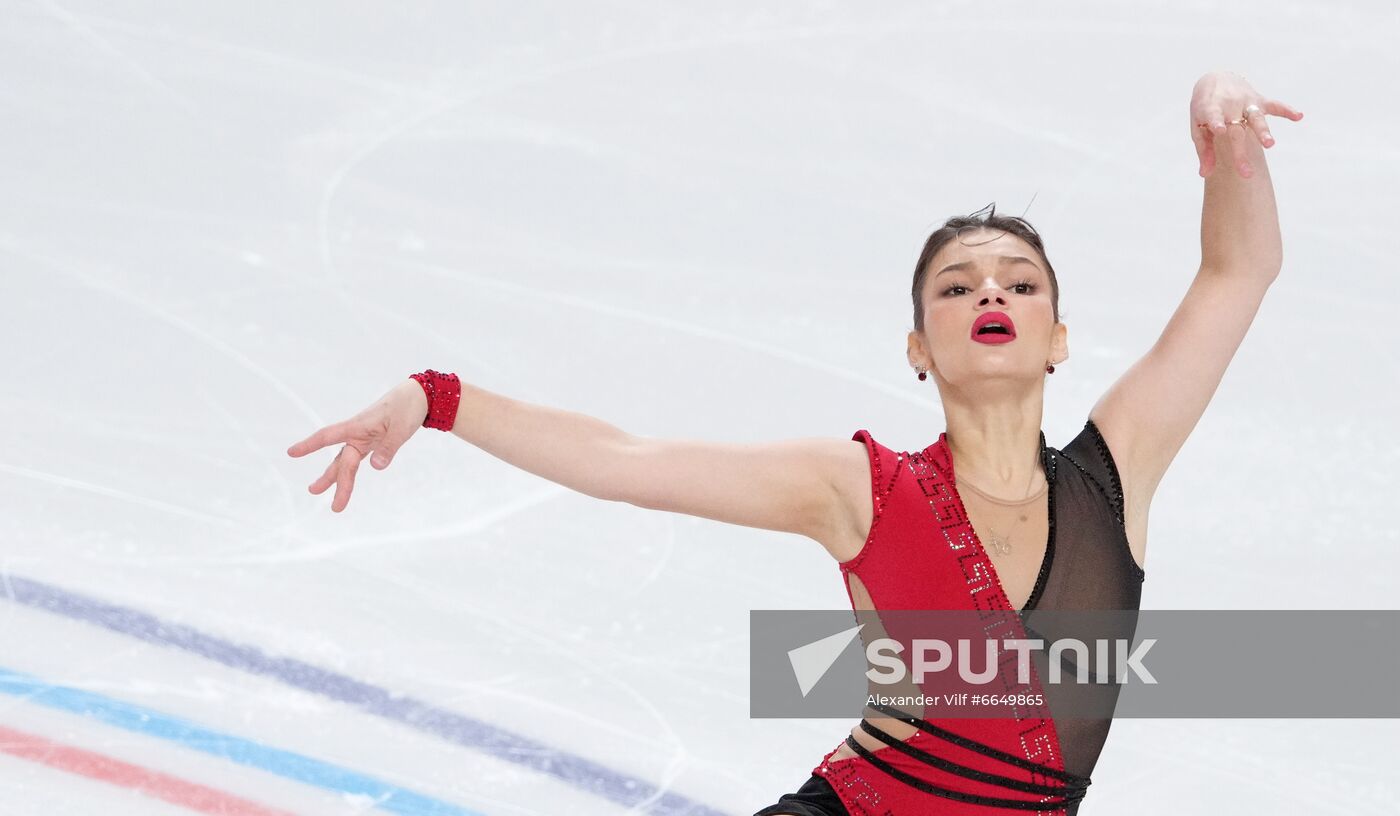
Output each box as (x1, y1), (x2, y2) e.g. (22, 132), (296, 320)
(901, 438), (1069, 813)
(1057, 419), (1145, 581)
(1083, 419), (1125, 522)
(839, 433), (904, 575)
(816, 430), (1080, 816)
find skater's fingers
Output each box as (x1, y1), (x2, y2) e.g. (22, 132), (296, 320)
(1190, 121), (1213, 177)
(331, 445), (365, 513)
(1194, 118), (1220, 177)
(287, 421), (349, 458)
(1203, 103), (1227, 137)
(1200, 104), (1231, 177)
(1241, 97), (1276, 149)
(1247, 112), (1274, 148)
(1262, 98), (1304, 122)
(370, 434), (410, 470)
(308, 456), (338, 495)
(1227, 120), (1251, 178)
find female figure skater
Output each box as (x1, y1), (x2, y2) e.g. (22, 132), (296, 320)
(287, 71), (1301, 815)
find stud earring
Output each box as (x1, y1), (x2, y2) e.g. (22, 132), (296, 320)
(1046, 363), (1056, 374)
(915, 366), (928, 381)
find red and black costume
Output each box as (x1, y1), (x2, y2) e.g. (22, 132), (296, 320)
(756, 419), (1145, 816)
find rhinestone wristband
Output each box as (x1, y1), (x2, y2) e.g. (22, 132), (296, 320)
(409, 370), (461, 431)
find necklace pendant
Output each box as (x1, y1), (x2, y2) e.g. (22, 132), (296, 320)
(988, 533), (1011, 556)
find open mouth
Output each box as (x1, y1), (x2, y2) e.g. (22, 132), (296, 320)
(971, 312), (1017, 343)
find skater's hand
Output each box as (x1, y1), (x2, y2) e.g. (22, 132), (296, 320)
(285, 379), (429, 512)
(1189, 71), (1303, 179)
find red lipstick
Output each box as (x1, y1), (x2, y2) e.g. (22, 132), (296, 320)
(971, 311), (1016, 345)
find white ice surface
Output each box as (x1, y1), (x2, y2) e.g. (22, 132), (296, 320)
(1, 1), (1397, 814)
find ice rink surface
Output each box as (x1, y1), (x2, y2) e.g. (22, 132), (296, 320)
(2, 1), (1398, 813)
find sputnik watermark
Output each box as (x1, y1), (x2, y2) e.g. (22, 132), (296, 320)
(789, 629), (1156, 697)
(865, 636), (1157, 686)
(756, 610), (1400, 718)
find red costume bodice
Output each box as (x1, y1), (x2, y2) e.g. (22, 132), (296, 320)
(812, 419), (1146, 815)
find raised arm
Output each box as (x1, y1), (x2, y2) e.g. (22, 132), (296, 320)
(287, 377), (865, 555)
(1088, 72), (1304, 519)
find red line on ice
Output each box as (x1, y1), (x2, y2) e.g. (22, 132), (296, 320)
(0, 724), (298, 816)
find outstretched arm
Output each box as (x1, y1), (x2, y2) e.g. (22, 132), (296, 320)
(288, 378), (861, 553)
(1088, 71), (1304, 519)
(448, 381), (857, 544)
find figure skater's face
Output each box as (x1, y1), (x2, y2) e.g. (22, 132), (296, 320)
(907, 229), (1068, 388)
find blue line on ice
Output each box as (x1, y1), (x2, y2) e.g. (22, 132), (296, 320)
(0, 664), (479, 816)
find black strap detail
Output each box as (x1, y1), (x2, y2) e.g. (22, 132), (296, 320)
(1082, 419), (1124, 524)
(865, 702), (1091, 788)
(856, 720), (1085, 797)
(843, 735), (1085, 810)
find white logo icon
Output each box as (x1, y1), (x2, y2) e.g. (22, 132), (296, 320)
(788, 624), (864, 697)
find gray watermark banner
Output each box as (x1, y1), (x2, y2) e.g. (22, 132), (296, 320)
(750, 610), (1400, 718)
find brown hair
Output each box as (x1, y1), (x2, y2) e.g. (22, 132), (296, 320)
(911, 202), (1061, 332)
